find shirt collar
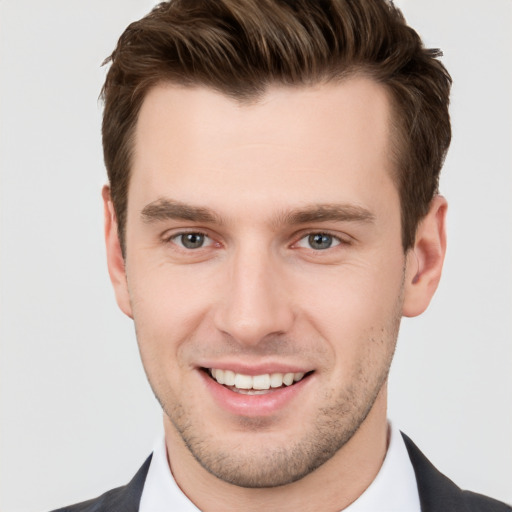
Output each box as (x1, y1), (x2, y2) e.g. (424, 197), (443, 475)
(139, 433), (200, 511)
(139, 422), (420, 512)
(343, 423), (421, 512)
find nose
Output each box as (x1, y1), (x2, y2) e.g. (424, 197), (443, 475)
(213, 244), (294, 346)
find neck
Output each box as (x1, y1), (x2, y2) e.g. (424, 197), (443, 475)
(164, 387), (389, 512)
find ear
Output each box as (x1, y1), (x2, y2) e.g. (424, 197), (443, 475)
(402, 195), (447, 317)
(102, 185), (133, 318)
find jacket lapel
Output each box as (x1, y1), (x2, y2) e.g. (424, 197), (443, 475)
(98, 454), (152, 512)
(402, 432), (468, 512)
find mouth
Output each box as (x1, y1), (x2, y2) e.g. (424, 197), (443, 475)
(202, 367), (313, 395)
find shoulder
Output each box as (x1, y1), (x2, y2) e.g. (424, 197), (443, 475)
(50, 454), (152, 512)
(461, 490), (512, 512)
(401, 433), (511, 512)
(51, 487), (129, 512)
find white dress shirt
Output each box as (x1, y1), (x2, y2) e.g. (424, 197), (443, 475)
(139, 422), (421, 512)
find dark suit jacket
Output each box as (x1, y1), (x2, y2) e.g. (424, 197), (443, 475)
(52, 434), (511, 512)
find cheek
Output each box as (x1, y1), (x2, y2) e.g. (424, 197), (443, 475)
(130, 256), (217, 321)
(293, 259), (404, 360)
(300, 261), (402, 317)
(127, 261), (220, 370)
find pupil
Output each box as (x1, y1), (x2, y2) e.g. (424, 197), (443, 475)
(182, 233), (204, 249)
(309, 233), (332, 250)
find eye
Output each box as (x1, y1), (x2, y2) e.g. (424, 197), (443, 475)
(296, 233), (341, 250)
(170, 232), (212, 249)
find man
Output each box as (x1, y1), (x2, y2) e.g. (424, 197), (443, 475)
(53, 1), (510, 511)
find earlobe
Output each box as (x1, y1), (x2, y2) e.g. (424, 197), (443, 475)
(102, 185), (133, 318)
(402, 195), (447, 318)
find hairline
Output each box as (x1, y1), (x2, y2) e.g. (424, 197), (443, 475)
(116, 71), (414, 256)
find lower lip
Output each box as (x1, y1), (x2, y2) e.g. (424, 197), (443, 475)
(199, 370), (312, 417)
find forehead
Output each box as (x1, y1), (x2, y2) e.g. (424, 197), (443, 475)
(130, 79), (396, 217)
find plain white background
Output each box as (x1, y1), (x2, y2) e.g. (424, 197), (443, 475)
(0, 1), (510, 510)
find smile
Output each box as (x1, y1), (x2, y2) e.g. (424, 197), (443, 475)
(200, 366), (314, 415)
(207, 368), (309, 394)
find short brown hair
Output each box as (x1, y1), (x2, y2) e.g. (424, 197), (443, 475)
(101, 0), (451, 253)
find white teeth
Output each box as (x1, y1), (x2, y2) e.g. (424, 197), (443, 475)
(234, 373), (253, 389)
(223, 369), (236, 386)
(270, 373), (284, 388)
(283, 373), (294, 386)
(209, 369), (307, 390)
(213, 368), (225, 384)
(252, 374), (270, 390)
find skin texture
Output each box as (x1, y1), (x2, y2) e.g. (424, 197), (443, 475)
(104, 78), (447, 511)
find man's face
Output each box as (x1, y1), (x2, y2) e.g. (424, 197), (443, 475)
(118, 79), (408, 487)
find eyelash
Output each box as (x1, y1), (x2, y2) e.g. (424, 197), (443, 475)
(293, 232), (345, 251)
(163, 230), (349, 252)
(165, 231), (216, 250)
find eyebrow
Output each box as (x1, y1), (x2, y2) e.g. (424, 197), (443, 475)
(141, 198), (222, 224)
(279, 204), (375, 226)
(140, 198), (375, 227)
